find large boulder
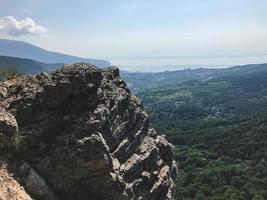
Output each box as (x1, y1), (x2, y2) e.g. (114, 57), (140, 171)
(0, 63), (177, 200)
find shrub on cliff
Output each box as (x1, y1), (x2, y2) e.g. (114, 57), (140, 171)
(0, 66), (22, 80)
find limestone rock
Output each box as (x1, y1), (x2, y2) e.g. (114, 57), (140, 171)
(0, 63), (177, 200)
(0, 111), (18, 148)
(18, 162), (58, 200)
(0, 159), (33, 200)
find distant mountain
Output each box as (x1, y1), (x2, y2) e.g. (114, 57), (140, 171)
(0, 55), (62, 74)
(220, 63), (267, 76)
(0, 39), (110, 67)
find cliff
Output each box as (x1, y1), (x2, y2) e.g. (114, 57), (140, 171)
(0, 63), (177, 200)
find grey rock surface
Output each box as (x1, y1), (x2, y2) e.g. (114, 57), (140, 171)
(0, 63), (177, 200)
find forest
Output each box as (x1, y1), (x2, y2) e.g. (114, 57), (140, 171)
(123, 64), (267, 200)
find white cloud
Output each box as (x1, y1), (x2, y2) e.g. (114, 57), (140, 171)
(0, 16), (47, 36)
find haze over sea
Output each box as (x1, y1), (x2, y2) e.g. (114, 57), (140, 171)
(110, 55), (267, 72)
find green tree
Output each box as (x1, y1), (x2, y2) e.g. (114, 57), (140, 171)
(194, 191), (206, 200)
(253, 194), (264, 200)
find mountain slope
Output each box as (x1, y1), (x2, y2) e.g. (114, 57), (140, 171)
(0, 39), (110, 67)
(131, 64), (267, 200)
(122, 63), (267, 92)
(0, 55), (62, 74)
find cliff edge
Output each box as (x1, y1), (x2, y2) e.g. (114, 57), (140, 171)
(0, 63), (177, 200)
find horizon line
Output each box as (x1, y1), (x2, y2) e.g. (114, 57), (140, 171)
(106, 54), (267, 60)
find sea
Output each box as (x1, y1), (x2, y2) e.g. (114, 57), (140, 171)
(108, 55), (267, 72)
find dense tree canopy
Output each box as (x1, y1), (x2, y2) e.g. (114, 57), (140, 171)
(130, 65), (267, 200)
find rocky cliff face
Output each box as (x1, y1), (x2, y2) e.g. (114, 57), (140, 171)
(0, 63), (177, 200)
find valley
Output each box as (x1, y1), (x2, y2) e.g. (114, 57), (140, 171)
(122, 65), (267, 200)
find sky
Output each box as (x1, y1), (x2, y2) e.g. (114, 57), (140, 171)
(0, 0), (267, 70)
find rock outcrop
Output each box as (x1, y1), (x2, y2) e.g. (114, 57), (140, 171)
(0, 63), (177, 200)
(0, 158), (33, 200)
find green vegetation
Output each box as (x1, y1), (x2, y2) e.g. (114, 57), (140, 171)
(10, 132), (27, 153)
(0, 65), (22, 80)
(132, 65), (267, 200)
(122, 63), (267, 93)
(0, 54), (61, 75)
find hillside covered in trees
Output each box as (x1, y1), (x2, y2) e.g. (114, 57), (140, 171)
(124, 64), (267, 200)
